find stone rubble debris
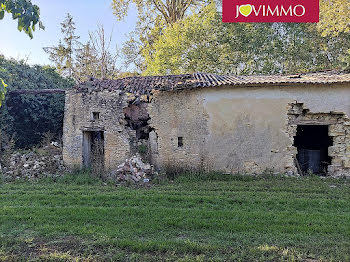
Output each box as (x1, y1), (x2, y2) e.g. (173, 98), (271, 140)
(1, 144), (154, 184)
(0, 144), (65, 180)
(110, 155), (152, 184)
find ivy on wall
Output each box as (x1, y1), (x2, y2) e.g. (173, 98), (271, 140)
(0, 55), (74, 148)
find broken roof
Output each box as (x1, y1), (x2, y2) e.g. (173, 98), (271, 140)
(77, 71), (350, 96)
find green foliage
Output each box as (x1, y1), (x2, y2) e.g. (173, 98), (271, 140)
(137, 144), (147, 154)
(122, 2), (350, 74)
(318, 0), (349, 37)
(44, 15), (120, 82)
(141, 3), (350, 75)
(43, 13), (79, 78)
(0, 55), (74, 148)
(79, 25), (120, 81)
(112, 0), (198, 25)
(317, 0), (350, 69)
(113, 0), (207, 72)
(0, 0), (44, 39)
(0, 77), (6, 107)
(0, 0), (44, 106)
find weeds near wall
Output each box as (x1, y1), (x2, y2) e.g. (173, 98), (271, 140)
(91, 137), (105, 179)
(0, 129), (16, 171)
(161, 159), (218, 181)
(137, 144), (148, 155)
(40, 132), (56, 148)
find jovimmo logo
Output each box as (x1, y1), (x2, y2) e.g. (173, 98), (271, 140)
(223, 0), (319, 23)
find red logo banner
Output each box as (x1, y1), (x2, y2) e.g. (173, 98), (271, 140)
(223, 0), (319, 23)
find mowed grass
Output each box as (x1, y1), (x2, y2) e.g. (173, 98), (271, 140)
(1, 173), (350, 261)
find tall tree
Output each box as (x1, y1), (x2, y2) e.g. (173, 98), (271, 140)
(317, 0), (350, 68)
(122, 13), (166, 72)
(43, 13), (80, 78)
(318, 0), (349, 37)
(74, 41), (98, 82)
(88, 25), (120, 79)
(141, 3), (349, 75)
(44, 16), (120, 82)
(112, 0), (198, 25)
(119, 0), (350, 75)
(74, 25), (120, 82)
(112, 0), (206, 73)
(116, 0), (350, 74)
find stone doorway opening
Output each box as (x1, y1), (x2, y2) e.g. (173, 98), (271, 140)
(287, 101), (349, 177)
(82, 131), (104, 171)
(294, 125), (332, 174)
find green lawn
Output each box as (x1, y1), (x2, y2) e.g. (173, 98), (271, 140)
(1, 174), (350, 261)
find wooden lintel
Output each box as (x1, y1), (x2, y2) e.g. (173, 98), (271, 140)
(80, 127), (105, 132)
(8, 89), (66, 95)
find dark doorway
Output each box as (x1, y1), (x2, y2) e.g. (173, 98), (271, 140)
(294, 125), (332, 174)
(83, 131), (104, 171)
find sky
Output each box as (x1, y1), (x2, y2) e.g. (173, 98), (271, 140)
(0, 0), (137, 66)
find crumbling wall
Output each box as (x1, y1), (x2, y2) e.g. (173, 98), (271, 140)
(62, 89), (131, 170)
(286, 102), (350, 177)
(124, 103), (150, 139)
(148, 90), (210, 170)
(63, 82), (350, 177)
(123, 102), (153, 159)
(148, 84), (350, 176)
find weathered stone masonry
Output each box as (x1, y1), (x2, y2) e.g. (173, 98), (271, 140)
(286, 102), (350, 177)
(63, 72), (350, 177)
(63, 89), (131, 170)
(63, 88), (154, 170)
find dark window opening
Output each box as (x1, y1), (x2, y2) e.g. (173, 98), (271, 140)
(92, 112), (100, 120)
(294, 125), (332, 175)
(82, 131), (104, 171)
(178, 137), (183, 147)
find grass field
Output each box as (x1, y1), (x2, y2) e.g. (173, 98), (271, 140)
(1, 173), (350, 261)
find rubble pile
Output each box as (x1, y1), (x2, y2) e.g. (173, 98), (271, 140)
(110, 155), (152, 184)
(0, 143), (65, 180)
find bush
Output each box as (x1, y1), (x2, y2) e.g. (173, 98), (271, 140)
(0, 55), (74, 149)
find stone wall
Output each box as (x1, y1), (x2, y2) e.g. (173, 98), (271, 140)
(63, 83), (350, 177)
(148, 84), (350, 176)
(62, 89), (132, 170)
(148, 90), (210, 170)
(286, 102), (350, 177)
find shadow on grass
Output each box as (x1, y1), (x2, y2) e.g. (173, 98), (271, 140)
(0, 234), (327, 261)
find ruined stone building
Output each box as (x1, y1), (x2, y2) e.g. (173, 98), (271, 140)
(62, 71), (350, 177)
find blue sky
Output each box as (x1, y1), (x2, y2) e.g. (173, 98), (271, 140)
(0, 0), (137, 66)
